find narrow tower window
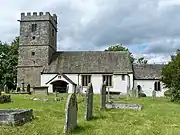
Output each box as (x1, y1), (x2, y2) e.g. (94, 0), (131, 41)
(52, 29), (54, 36)
(32, 24), (37, 32)
(31, 52), (35, 56)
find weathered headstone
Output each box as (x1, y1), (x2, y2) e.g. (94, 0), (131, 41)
(100, 81), (106, 109)
(136, 88), (139, 98)
(84, 83), (93, 121)
(22, 82), (25, 91)
(17, 87), (20, 92)
(64, 93), (78, 134)
(27, 84), (30, 93)
(152, 90), (156, 100)
(76, 85), (81, 94)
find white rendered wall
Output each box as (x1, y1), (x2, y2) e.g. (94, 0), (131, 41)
(134, 80), (167, 97)
(41, 74), (73, 93)
(41, 73), (133, 94)
(65, 74), (131, 94)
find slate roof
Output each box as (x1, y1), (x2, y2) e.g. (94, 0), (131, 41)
(42, 51), (133, 74)
(133, 64), (164, 79)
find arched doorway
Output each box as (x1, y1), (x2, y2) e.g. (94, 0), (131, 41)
(51, 80), (68, 93)
(137, 85), (141, 93)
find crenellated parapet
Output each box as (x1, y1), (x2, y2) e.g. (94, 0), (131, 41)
(20, 12), (57, 29)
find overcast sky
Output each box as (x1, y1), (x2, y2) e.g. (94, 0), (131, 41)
(1, 0), (180, 64)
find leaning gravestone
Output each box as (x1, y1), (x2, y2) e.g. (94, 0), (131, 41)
(100, 81), (106, 110)
(84, 83), (93, 121)
(64, 93), (78, 134)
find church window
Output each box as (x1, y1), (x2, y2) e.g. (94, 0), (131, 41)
(31, 52), (35, 56)
(32, 24), (37, 32)
(154, 81), (161, 91)
(82, 75), (91, 86)
(103, 75), (112, 86)
(32, 36), (35, 40)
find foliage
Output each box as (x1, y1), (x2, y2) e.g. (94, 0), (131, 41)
(164, 90), (171, 97)
(136, 57), (148, 64)
(161, 49), (180, 102)
(0, 95), (11, 103)
(0, 37), (19, 90)
(1, 95), (180, 135)
(105, 44), (148, 64)
(105, 44), (135, 63)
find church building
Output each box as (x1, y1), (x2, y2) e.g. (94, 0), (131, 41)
(17, 12), (167, 97)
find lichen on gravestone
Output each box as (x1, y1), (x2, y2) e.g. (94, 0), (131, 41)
(64, 93), (78, 134)
(84, 83), (94, 121)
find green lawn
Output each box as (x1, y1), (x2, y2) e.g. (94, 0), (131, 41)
(0, 94), (180, 135)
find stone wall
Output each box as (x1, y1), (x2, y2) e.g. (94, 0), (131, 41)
(17, 12), (57, 87)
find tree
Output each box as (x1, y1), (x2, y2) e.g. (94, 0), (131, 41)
(105, 44), (135, 63)
(105, 44), (148, 64)
(161, 49), (180, 102)
(0, 37), (19, 90)
(136, 57), (148, 64)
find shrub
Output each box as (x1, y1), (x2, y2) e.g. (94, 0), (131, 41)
(139, 93), (146, 97)
(164, 90), (171, 97)
(0, 95), (11, 103)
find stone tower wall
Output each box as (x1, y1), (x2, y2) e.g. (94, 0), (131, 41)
(17, 12), (57, 88)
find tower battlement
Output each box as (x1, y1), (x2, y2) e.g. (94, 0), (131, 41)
(20, 12), (57, 28)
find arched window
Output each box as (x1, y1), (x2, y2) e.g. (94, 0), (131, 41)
(154, 81), (161, 91)
(137, 85), (141, 93)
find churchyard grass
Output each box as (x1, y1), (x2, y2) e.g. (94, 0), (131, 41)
(0, 94), (180, 135)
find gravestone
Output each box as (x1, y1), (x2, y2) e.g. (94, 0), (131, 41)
(17, 87), (21, 92)
(22, 82), (25, 91)
(76, 85), (81, 94)
(100, 81), (106, 109)
(136, 88), (139, 98)
(152, 90), (156, 100)
(64, 93), (78, 134)
(27, 84), (30, 93)
(84, 83), (93, 121)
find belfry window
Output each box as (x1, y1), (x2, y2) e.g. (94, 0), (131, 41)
(32, 24), (37, 32)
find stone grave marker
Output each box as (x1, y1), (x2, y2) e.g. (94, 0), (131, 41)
(27, 84), (30, 93)
(152, 90), (156, 100)
(100, 81), (106, 109)
(64, 93), (78, 134)
(84, 83), (93, 121)
(136, 88), (139, 98)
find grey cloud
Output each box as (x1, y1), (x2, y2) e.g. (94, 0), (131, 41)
(45, 0), (180, 53)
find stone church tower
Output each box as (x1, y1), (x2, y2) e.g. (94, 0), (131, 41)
(17, 12), (57, 88)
